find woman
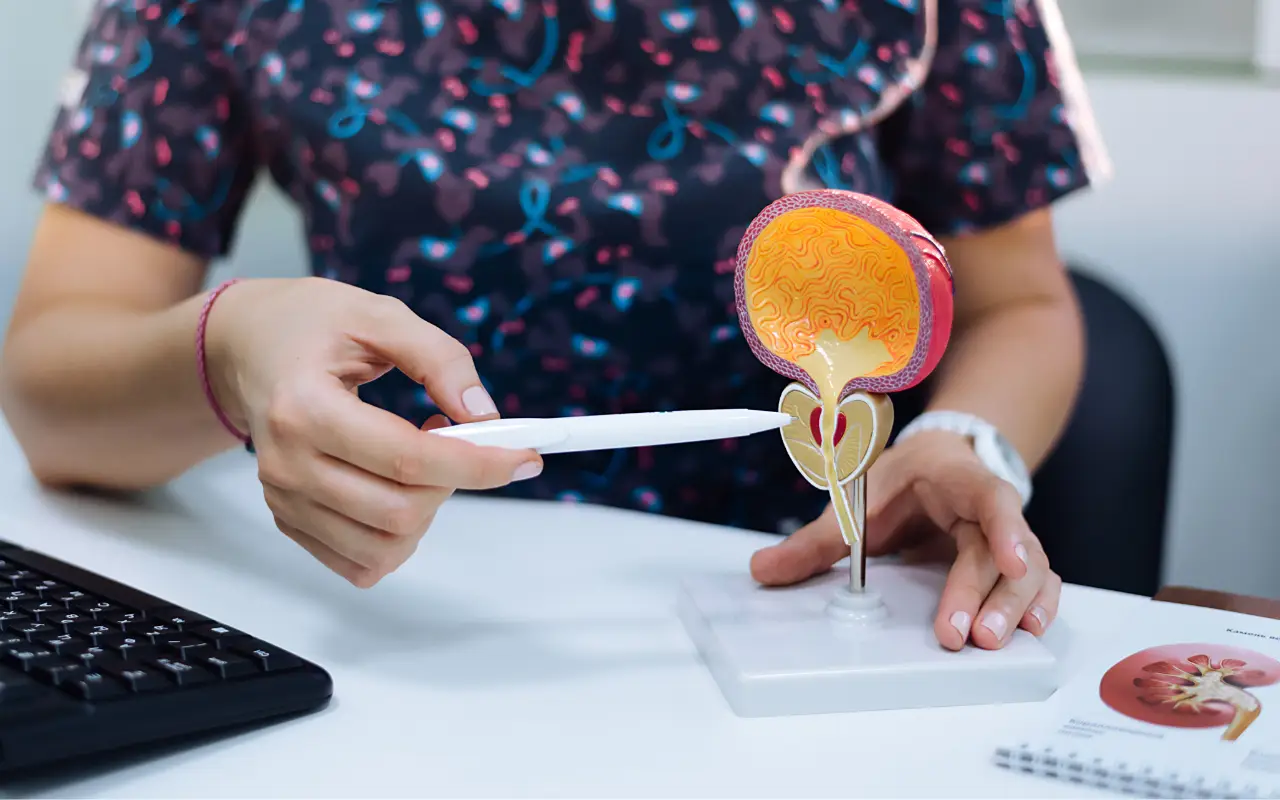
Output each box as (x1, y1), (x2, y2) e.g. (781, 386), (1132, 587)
(0, 0), (1108, 652)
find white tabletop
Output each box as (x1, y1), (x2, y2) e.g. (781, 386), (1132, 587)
(0, 423), (1142, 799)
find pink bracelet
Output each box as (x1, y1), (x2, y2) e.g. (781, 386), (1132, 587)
(196, 279), (251, 444)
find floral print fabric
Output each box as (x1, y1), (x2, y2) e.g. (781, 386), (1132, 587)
(34, 0), (1094, 532)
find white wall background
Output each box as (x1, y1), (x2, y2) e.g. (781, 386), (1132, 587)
(2, 2), (1279, 598)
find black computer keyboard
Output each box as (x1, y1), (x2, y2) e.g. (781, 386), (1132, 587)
(0, 537), (332, 775)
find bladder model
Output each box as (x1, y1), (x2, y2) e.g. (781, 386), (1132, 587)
(735, 190), (955, 596)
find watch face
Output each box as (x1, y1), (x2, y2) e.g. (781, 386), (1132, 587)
(976, 430), (1023, 480)
(995, 434), (1019, 469)
(990, 432), (1029, 483)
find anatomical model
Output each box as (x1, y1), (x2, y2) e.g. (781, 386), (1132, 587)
(735, 190), (955, 596)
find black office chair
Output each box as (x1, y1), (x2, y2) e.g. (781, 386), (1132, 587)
(1024, 270), (1175, 598)
(892, 269), (1176, 598)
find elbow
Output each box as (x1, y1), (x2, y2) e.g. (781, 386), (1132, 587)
(0, 408), (167, 493)
(1, 339), (52, 465)
(0, 351), (80, 488)
(0, 338), (155, 492)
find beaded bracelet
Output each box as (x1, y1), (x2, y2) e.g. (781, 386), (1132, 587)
(196, 279), (252, 446)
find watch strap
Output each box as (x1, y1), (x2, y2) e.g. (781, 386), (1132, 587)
(896, 411), (1033, 506)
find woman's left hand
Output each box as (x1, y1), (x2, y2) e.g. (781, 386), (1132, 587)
(750, 429), (1060, 651)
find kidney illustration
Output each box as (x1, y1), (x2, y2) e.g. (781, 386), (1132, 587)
(1099, 643), (1280, 741)
(735, 190), (954, 548)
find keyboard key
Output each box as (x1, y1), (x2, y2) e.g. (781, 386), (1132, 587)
(50, 589), (88, 607)
(76, 653), (127, 674)
(70, 645), (109, 665)
(38, 633), (86, 656)
(0, 611), (31, 631)
(149, 608), (210, 630)
(229, 640), (302, 672)
(148, 657), (214, 687)
(43, 612), (88, 632)
(22, 652), (65, 672)
(103, 611), (143, 630)
(62, 670), (126, 701)
(73, 622), (114, 643)
(157, 635), (209, 661)
(140, 622), (177, 643)
(97, 661), (168, 693)
(0, 634), (28, 652)
(0, 569), (35, 586)
(196, 651), (256, 679)
(15, 622), (58, 642)
(17, 599), (63, 620)
(73, 599), (117, 619)
(2, 590), (36, 610)
(0, 664), (42, 702)
(20, 578), (67, 597)
(192, 623), (247, 648)
(100, 633), (154, 661)
(4, 646), (54, 671)
(32, 658), (87, 686)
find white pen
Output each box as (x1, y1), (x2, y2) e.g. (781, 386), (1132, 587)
(429, 409), (794, 454)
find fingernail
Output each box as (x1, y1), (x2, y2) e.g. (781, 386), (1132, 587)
(462, 386), (497, 416)
(512, 461), (542, 482)
(949, 611), (971, 638)
(1030, 605), (1048, 628)
(981, 610), (1008, 639)
(1014, 542), (1029, 565)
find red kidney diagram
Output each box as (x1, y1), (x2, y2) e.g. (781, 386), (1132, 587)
(1099, 643), (1280, 741)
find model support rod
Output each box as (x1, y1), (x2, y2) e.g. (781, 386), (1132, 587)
(848, 474), (867, 594)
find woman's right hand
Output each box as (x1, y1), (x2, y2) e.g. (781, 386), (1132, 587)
(204, 277), (542, 587)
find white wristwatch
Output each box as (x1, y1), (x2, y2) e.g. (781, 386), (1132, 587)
(895, 411), (1033, 507)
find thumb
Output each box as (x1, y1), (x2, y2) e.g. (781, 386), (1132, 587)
(358, 297), (500, 423)
(420, 414), (451, 431)
(750, 504), (850, 587)
(863, 446), (921, 556)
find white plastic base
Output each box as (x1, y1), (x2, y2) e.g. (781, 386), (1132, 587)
(677, 561), (1059, 718)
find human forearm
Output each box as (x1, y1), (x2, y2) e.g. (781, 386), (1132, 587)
(925, 292), (1084, 471)
(0, 293), (240, 489)
(918, 209), (1085, 472)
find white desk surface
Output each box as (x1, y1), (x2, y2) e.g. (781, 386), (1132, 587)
(0, 424), (1139, 799)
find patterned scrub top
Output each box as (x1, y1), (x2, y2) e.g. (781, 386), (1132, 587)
(34, 0), (1107, 534)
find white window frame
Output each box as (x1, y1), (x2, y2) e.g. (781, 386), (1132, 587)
(1055, 0), (1280, 78)
(73, 0), (97, 24)
(1257, 0), (1280, 73)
